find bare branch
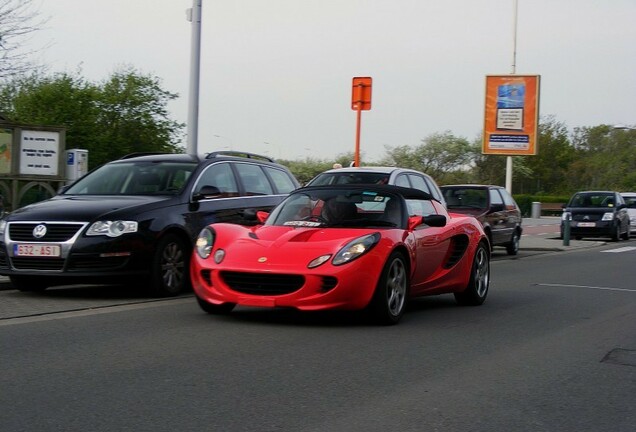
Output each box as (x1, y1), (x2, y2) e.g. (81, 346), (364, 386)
(0, 0), (48, 79)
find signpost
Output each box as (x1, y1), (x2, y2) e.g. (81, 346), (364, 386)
(351, 77), (372, 167)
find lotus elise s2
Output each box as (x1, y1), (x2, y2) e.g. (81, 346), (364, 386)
(191, 185), (490, 324)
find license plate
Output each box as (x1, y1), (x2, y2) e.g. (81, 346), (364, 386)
(14, 243), (61, 257)
(577, 222), (596, 228)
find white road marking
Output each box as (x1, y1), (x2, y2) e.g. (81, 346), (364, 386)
(601, 247), (636, 253)
(535, 283), (636, 293)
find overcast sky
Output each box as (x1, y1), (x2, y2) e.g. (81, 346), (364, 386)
(27, 0), (636, 161)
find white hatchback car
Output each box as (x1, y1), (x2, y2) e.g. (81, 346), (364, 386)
(620, 192), (636, 236)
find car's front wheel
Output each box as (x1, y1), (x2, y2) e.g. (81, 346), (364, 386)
(455, 242), (490, 306)
(9, 276), (48, 292)
(150, 233), (190, 297)
(611, 224), (621, 242)
(368, 251), (409, 325)
(506, 230), (520, 255)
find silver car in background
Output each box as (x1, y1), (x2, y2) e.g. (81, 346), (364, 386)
(620, 192), (636, 236)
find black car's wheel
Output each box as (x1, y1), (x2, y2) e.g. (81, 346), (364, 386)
(368, 251), (409, 325)
(611, 224), (620, 242)
(505, 230), (520, 255)
(9, 276), (48, 292)
(196, 296), (236, 315)
(455, 242), (490, 306)
(150, 233), (190, 297)
(621, 223), (630, 240)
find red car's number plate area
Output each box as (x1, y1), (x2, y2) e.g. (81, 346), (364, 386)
(14, 243), (61, 257)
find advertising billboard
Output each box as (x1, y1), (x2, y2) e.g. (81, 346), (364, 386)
(483, 75), (540, 155)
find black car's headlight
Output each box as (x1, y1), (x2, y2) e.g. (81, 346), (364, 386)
(0, 220), (6, 236)
(86, 220), (138, 237)
(332, 233), (380, 266)
(601, 212), (614, 221)
(196, 227), (215, 259)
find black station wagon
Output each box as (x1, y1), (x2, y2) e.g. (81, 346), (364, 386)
(0, 151), (299, 295)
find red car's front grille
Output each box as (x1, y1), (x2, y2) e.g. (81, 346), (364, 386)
(220, 271), (305, 295)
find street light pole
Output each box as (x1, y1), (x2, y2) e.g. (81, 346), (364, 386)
(186, 0), (202, 155)
(505, 0), (519, 193)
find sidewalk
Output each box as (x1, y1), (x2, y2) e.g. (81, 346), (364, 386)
(520, 234), (607, 252)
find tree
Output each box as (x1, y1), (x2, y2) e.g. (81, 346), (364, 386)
(516, 116), (575, 194)
(0, 67), (184, 168)
(382, 131), (473, 184)
(0, 0), (46, 79)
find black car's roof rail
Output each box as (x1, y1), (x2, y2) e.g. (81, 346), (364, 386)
(206, 151), (274, 162)
(119, 152), (169, 160)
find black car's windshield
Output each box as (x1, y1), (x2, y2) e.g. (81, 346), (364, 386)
(569, 192), (615, 208)
(267, 188), (404, 228)
(64, 162), (197, 195)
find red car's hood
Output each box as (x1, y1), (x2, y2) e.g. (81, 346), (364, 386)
(212, 224), (383, 269)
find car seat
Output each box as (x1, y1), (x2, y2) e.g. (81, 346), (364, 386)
(322, 199), (358, 223)
(382, 198), (402, 227)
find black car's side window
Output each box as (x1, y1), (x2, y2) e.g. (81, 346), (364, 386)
(235, 163), (274, 196)
(489, 189), (504, 207)
(499, 189), (517, 208)
(194, 162), (239, 197)
(263, 166), (297, 194)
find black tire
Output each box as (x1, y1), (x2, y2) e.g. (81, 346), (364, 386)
(150, 233), (190, 297)
(9, 275), (48, 292)
(611, 224), (620, 242)
(621, 223), (630, 240)
(506, 230), (520, 255)
(367, 251), (409, 325)
(454, 242), (490, 306)
(196, 296), (235, 315)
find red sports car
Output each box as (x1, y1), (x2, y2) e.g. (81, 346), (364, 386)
(191, 185), (490, 324)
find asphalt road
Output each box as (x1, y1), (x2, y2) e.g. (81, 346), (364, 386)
(1, 236), (634, 432)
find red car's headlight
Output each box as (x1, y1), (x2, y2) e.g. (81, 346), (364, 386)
(332, 233), (380, 266)
(195, 228), (215, 259)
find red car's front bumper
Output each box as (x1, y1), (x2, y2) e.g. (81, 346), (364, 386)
(191, 251), (387, 311)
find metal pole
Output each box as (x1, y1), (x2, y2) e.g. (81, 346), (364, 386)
(354, 107), (362, 167)
(505, 0), (518, 194)
(186, 0), (202, 155)
(563, 213), (570, 246)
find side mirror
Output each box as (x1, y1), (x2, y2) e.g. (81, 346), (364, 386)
(407, 214), (447, 230)
(423, 214), (447, 227)
(242, 209), (268, 224)
(192, 185), (221, 201)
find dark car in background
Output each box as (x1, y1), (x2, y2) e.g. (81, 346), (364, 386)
(561, 191), (629, 241)
(306, 166), (446, 207)
(0, 151), (300, 295)
(440, 184), (522, 255)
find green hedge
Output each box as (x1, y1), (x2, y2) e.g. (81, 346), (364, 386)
(513, 194), (571, 217)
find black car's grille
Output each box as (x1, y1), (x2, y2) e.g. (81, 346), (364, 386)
(572, 213), (603, 222)
(0, 246), (8, 268)
(8, 223), (84, 242)
(67, 255), (130, 271)
(11, 257), (65, 270)
(220, 271), (305, 295)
